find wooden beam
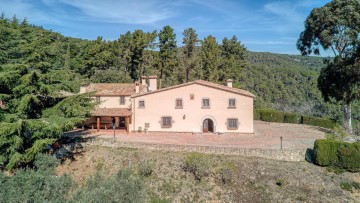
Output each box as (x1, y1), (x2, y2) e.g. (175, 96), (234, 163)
(97, 117), (100, 132)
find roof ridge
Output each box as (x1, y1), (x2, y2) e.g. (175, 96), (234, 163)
(132, 80), (255, 98)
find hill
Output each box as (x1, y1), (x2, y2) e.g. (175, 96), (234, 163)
(0, 15), (359, 122)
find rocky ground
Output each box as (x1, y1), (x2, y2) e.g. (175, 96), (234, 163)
(56, 145), (360, 203)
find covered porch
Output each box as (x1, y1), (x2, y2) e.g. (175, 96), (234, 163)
(87, 108), (132, 133)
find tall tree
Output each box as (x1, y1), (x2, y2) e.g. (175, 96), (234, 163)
(220, 36), (248, 83)
(0, 66), (94, 170)
(297, 0), (360, 133)
(117, 31), (133, 77)
(117, 30), (156, 81)
(131, 30), (157, 81)
(182, 28), (199, 82)
(200, 35), (221, 81)
(158, 25), (178, 87)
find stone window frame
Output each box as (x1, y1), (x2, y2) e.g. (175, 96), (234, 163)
(228, 98), (236, 109)
(120, 96), (126, 105)
(201, 97), (210, 109)
(175, 98), (183, 109)
(138, 100), (145, 108)
(161, 116), (172, 128)
(227, 118), (239, 130)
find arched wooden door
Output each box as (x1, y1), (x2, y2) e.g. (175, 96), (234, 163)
(203, 119), (214, 133)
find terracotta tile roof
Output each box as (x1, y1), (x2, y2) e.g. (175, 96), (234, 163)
(92, 108), (132, 117)
(131, 80), (255, 98)
(195, 80), (255, 98)
(82, 83), (147, 96)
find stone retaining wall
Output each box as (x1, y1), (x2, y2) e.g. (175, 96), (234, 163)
(85, 139), (306, 162)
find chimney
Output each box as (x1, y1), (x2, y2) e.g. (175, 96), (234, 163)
(148, 75), (157, 91)
(141, 76), (147, 86)
(135, 81), (140, 93)
(226, 79), (233, 88)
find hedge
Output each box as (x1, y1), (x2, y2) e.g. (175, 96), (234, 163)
(258, 109), (284, 123)
(301, 116), (338, 129)
(254, 109), (338, 130)
(254, 109), (260, 120)
(313, 139), (360, 172)
(283, 112), (300, 124)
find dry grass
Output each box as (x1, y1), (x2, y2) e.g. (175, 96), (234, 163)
(56, 145), (360, 202)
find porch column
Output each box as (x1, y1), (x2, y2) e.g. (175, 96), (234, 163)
(125, 116), (129, 133)
(97, 117), (100, 132)
(115, 117), (120, 128)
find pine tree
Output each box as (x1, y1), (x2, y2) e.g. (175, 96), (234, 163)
(220, 36), (248, 84)
(158, 25), (178, 87)
(182, 28), (199, 82)
(200, 35), (221, 82)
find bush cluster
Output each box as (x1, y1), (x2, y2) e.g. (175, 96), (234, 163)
(313, 139), (360, 172)
(218, 167), (233, 185)
(0, 154), (147, 202)
(183, 152), (210, 181)
(73, 169), (147, 203)
(255, 109), (338, 129)
(340, 181), (360, 192)
(139, 159), (156, 177)
(301, 116), (338, 129)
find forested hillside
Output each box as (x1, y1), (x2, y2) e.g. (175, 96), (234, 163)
(0, 14), (359, 124)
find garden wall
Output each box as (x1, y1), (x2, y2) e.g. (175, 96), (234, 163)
(85, 139), (306, 162)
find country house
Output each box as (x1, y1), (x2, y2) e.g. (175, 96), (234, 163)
(81, 76), (255, 133)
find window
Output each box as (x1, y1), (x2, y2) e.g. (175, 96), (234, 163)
(228, 98), (236, 108)
(227, 118), (239, 130)
(202, 98), (210, 108)
(161, 116), (172, 128)
(175, 98), (183, 109)
(96, 96), (100, 103)
(138, 100), (145, 108)
(190, 93), (194, 100)
(120, 96), (125, 105)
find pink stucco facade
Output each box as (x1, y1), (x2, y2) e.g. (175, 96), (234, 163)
(130, 83), (254, 133)
(81, 78), (254, 133)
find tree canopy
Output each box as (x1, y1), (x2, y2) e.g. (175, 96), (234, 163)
(297, 0), (360, 133)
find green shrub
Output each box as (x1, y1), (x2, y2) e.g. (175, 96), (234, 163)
(314, 139), (339, 166)
(34, 153), (59, 174)
(0, 169), (73, 202)
(340, 182), (352, 191)
(301, 116), (338, 129)
(337, 144), (360, 172)
(326, 166), (345, 174)
(313, 139), (360, 172)
(139, 159), (156, 177)
(2, 114), (19, 123)
(258, 109), (284, 123)
(276, 179), (285, 187)
(353, 119), (360, 136)
(283, 112), (300, 123)
(218, 167), (233, 185)
(340, 181), (360, 192)
(254, 109), (260, 120)
(183, 152), (210, 181)
(73, 169), (147, 203)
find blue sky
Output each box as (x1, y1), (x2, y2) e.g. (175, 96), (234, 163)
(1, 0), (332, 55)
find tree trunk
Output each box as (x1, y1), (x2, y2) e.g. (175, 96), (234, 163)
(344, 102), (353, 134)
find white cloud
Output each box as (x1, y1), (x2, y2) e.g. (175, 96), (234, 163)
(52, 0), (179, 24)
